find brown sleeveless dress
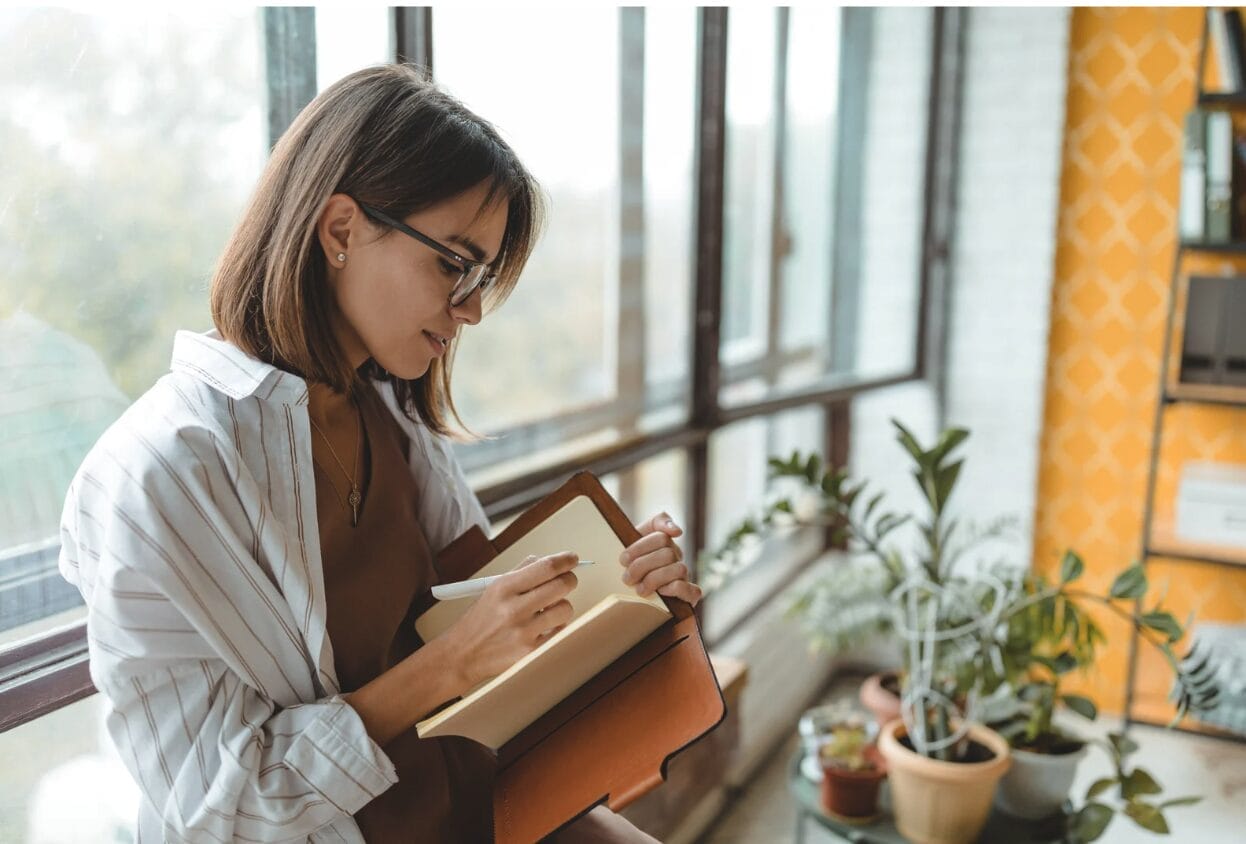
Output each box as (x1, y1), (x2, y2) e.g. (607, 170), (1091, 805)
(309, 380), (496, 843)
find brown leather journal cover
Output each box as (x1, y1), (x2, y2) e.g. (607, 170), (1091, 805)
(424, 472), (727, 843)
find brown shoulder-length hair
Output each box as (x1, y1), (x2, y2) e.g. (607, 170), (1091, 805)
(210, 63), (544, 439)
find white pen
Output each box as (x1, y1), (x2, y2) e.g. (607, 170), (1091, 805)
(431, 560), (596, 601)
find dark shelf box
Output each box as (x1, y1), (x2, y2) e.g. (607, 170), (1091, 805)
(1197, 91), (1246, 109)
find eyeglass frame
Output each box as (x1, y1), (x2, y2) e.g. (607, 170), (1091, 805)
(353, 200), (498, 306)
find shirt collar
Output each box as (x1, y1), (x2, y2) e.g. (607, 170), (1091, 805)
(170, 329), (309, 406)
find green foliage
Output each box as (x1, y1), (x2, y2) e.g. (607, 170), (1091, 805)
(1061, 694), (1097, 721)
(1108, 564), (1148, 600)
(1070, 802), (1113, 842)
(1060, 550), (1085, 584)
(818, 724), (877, 772)
(1064, 731), (1200, 842)
(700, 420), (1222, 781)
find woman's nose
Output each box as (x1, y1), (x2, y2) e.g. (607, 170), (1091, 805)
(450, 288), (483, 326)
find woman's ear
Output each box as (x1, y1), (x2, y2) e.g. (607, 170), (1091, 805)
(316, 194), (361, 268)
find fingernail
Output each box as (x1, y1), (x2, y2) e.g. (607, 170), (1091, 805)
(619, 552), (629, 565)
(665, 518), (676, 528)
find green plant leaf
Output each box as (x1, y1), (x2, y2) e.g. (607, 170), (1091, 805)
(1071, 802), (1114, 842)
(1060, 550), (1085, 583)
(1109, 564), (1148, 600)
(1108, 732), (1140, 759)
(805, 454), (822, 485)
(892, 419), (926, 465)
(1121, 768), (1163, 799)
(1159, 796), (1201, 809)
(1139, 610), (1183, 643)
(1063, 694), (1098, 721)
(1056, 650), (1078, 674)
(864, 491), (885, 521)
(1124, 800), (1169, 834)
(821, 468), (845, 496)
(1085, 777), (1116, 800)
(934, 459), (964, 508)
(932, 427), (970, 464)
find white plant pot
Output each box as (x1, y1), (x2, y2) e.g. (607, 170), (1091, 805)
(994, 742), (1088, 820)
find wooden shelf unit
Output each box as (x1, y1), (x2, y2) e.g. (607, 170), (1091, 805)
(1148, 522), (1246, 568)
(1164, 382), (1246, 407)
(1180, 238), (1246, 253)
(1123, 14), (1246, 743)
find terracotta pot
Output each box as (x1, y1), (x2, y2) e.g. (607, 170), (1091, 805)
(819, 746), (887, 820)
(859, 671), (903, 727)
(877, 719), (1011, 844)
(994, 741), (1087, 819)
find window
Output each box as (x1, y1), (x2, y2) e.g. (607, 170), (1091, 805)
(702, 405), (828, 643)
(0, 6), (265, 649)
(435, 7), (700, 487)
(719, 6), (932, 411)
(1, 9), (952, 805)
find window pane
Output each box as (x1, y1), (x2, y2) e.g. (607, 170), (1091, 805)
(719, 8), (932, 405)
(0, 8), (265, 644)
(0, 694), (139, 842)
(780, 6), (840, 357)
(437, 9), (697, 481)
(702, 405), (826, 642)
(721, 7), (778, 366)
(315, 6), (390, 92)
(854, 7), (931, 379)
(435, 7), (619, 432)
(643, 7), (698, 412)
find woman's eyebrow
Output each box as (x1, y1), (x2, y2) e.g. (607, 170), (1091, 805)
(446, 234), (491, 264)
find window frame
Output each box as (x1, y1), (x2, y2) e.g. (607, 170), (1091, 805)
(0, 6), (963, 733)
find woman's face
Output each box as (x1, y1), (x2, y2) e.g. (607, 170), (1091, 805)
(318, 180), (508, 380)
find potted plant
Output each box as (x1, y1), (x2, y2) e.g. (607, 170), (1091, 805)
(859, 668), (903, 728)
(701, 421), (1221, 844)
(818, 721), (887, 821)
(704, 422), (1017, 843)
(981, 557), (1219, 837)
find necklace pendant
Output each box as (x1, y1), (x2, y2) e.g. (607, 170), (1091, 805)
(348, 486), (361, 527)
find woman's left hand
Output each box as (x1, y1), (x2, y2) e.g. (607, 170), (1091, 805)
(619, 512), (702, 606)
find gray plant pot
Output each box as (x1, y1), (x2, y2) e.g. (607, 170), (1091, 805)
(994, 742), (1088, 820)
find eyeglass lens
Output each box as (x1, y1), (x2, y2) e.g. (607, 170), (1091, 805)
(450, 264), (490, 306)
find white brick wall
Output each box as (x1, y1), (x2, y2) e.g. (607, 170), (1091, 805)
(853, 8), (1070, 573)
(945, 7), (1070, 569)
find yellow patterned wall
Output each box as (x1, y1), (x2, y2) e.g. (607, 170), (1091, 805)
(1035, 7), (1246, 722)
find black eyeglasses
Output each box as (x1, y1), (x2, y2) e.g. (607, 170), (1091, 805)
(356, 202), (497, 306)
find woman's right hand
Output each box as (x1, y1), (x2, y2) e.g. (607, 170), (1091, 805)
(443, 551), (581, 690)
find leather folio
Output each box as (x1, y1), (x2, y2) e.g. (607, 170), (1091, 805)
(416, 472), (727, 843)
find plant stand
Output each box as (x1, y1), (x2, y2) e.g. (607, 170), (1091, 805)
(787, 752), (1067, 844)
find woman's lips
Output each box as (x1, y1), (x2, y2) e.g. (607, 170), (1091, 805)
(423, 330), (448, 357)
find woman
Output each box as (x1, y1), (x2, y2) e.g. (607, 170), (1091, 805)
(58, 64), (701, 843)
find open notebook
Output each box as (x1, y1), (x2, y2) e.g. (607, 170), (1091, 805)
(413, 494), (673, 750)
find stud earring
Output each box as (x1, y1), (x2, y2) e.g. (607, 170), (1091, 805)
(336, 252), (346, 262)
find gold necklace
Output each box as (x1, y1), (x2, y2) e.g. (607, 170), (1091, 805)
(308, 406), (363, 527)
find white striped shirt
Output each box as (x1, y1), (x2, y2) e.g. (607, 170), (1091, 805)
(57, 328), (491, 843)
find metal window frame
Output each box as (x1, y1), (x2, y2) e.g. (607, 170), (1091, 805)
(263, 7), (316, 151)
(0, 6), (960, 733)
